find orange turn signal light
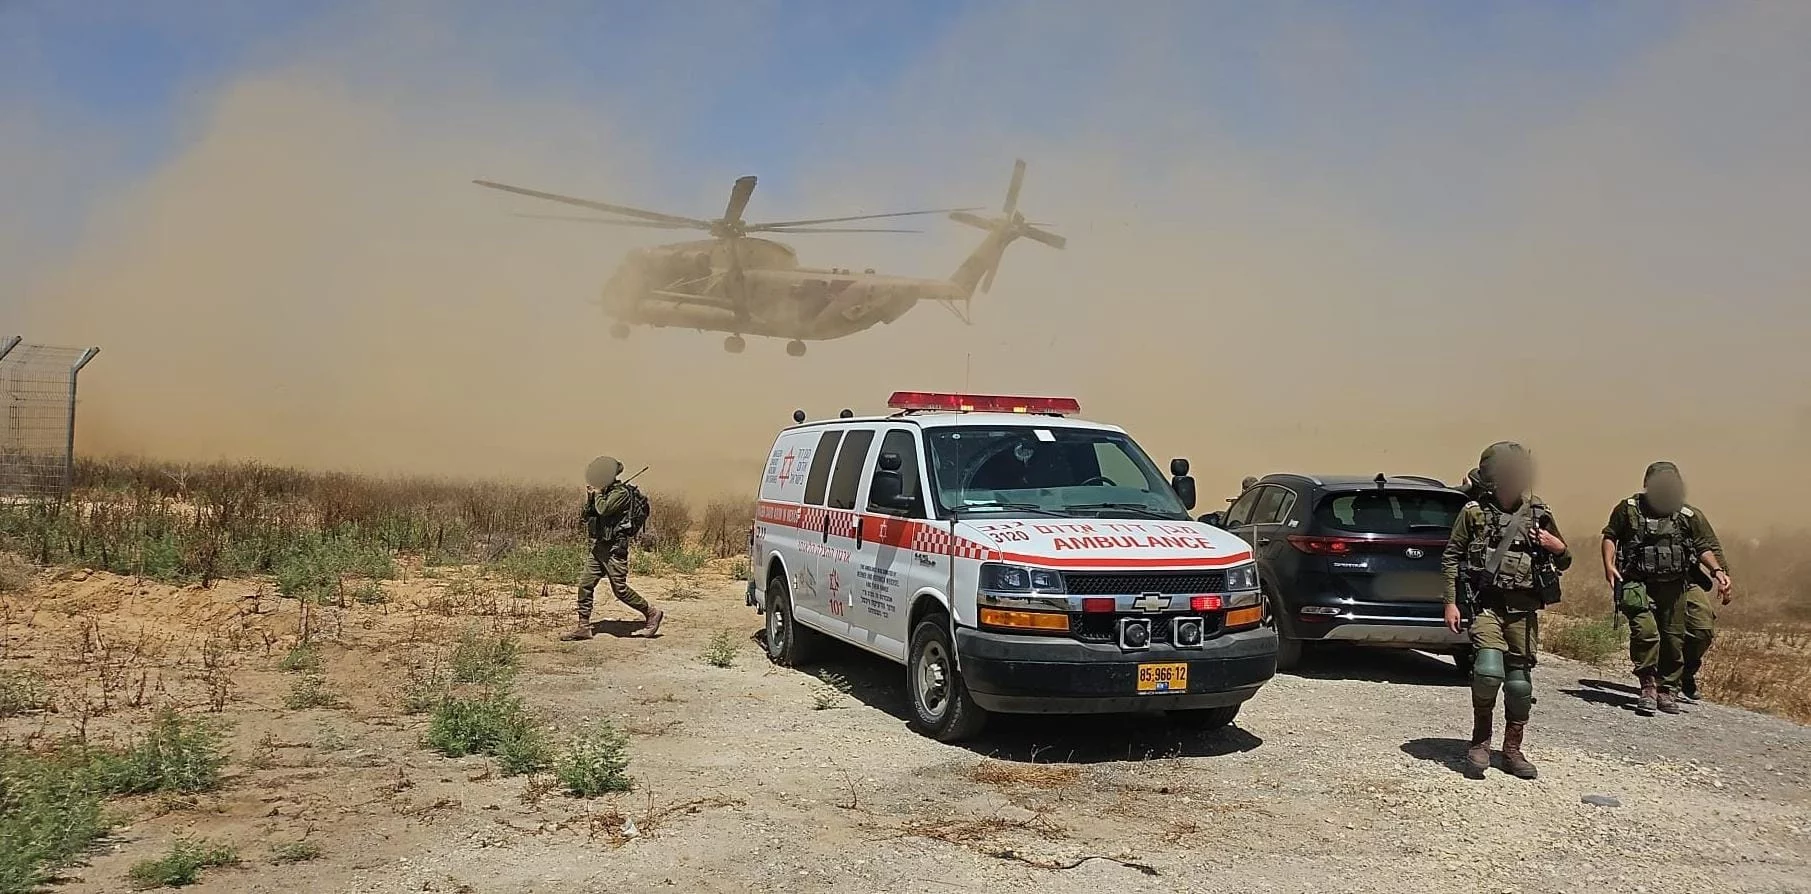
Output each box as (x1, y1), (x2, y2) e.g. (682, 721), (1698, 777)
(979, 608), (1070, 632)
(1225, 606), (1263, 628)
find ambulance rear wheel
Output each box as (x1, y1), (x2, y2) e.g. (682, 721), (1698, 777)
(724, 335), (746, 354)
(908, 616), (987, 743)
(786, 339), (807, 357)
(764, 573), (818, 667)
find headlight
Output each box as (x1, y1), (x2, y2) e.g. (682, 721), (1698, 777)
(979, 562), (1065, 593)
(1225, 564), (1259, 592)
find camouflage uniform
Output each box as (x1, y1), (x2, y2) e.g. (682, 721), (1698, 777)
(1602, 462), (1728, 711)
(1442, 442), (1571, 780)
(564, 457), (660, 641)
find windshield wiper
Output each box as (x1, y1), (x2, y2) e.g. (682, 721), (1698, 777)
(950, 501), (1068, 518)
(1066, 502), (1184, 520)
(1407, 523), (1454, 531)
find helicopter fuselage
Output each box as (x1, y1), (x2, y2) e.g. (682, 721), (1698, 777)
(601, 238), (960, 341)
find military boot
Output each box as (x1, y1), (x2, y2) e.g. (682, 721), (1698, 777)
(1680, 677), (1700, 703)
(1464, 706), (1494, 776)
(1656, 688), (1681, 715)
(636, 607), (664, 637)
(1500, 721), (1538, 780)
(560, 616), (594, 641)
(1636, 674), (1658, 716)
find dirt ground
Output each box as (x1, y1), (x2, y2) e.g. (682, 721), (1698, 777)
(3, 562), (1808, 894)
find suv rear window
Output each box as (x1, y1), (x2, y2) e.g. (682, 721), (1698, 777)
(1313, 491), (1464, 535)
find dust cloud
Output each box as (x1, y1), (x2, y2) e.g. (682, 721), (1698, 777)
(9, 3), (1810, 534)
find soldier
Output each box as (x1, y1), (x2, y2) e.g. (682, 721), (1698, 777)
(1600, 462), (1732, 714)
(1442, 442), (1572, 780)
(562, 456), (663, 641)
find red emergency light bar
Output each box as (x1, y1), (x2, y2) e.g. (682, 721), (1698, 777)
(886, 391), (1080, 416)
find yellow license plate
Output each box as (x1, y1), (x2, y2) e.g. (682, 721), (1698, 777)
(1136, 662), (1188, 694)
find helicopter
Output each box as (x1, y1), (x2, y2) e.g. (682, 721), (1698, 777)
(473, 160), (1063, 356)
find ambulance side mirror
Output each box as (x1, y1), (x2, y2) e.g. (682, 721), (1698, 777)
(1170, 458), (1190, 477)
(1171, 472), (1197, 511)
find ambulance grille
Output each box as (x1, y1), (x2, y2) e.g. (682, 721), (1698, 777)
(1063, 572), (1228, 596)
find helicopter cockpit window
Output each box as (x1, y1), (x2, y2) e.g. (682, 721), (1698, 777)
(923, 426), (1190, 520)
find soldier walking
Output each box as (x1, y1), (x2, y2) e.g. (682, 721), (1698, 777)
(563, 456), (663, 641)
(1600, 462), (1731, 714)
(1442, 442), (1572, 780)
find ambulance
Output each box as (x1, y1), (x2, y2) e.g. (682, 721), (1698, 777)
(746, 392), (1278, 742)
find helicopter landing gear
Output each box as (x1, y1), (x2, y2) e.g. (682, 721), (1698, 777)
(723, 335), (746, 354)
(609, 322), (630, 340)
(786, 340), (807, 357)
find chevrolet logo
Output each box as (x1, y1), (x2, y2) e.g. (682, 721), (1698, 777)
(1130, 593), (1171, 613)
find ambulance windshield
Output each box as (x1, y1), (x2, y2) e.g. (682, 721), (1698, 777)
(923, 425), (1191, 519)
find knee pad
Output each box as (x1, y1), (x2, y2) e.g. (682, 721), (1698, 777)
(1504, 668), (1534, 721)
(1471, 648), (1506, 705)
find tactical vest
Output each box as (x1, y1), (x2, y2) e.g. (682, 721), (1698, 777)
(1464, 499), (1552, 592)
(1619, 497), (1694, 581)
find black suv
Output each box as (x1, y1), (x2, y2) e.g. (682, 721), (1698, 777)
(1201, 474), (1471, 672)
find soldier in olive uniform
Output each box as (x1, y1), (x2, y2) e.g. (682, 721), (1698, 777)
(563, 456), (663, 641)
(1600, 461), (1732, 714)
(1442, 442), (1572, 780)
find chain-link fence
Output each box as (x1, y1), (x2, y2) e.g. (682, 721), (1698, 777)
(0, 337), (100, 499)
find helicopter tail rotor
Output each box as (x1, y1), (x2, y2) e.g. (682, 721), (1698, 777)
(948, 159), (1064, 295)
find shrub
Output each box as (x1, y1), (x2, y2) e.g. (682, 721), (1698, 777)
(0, 670), (50, 718)
(276, 644), (321, 674)
(425, 692), (549, 776)
(283, 673), (342, 710)
(701, 630), (739, 668)
(449, 630), (520, 685)
(0, 552), (32, 593)
(494, 542), (587, 588)
(97, 708), (228, 796)
(637, 492), (692, 553)
(699, 498), (753, 559)
(126, 839), (238, 889)
(554, 720), (632, 797)
(272, 531), (394, 604)
(0, 747), (112, 894)
(1544, 616), (1625, 667)
(269, 840), (322, 864)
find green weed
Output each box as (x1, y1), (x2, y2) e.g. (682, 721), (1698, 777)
(0, 670), (50, 718)
(96, 708), (228, 796)
(126, 839), (238, 889)
(269, 840), (322, 865)
(701, 630), (739, 668)
(0, 747), (112, 894)
(276, 644), (321, 674)
(425, 692), (549, 776)
(494, 542), (587, 588)
(811, 671), (851, 710)
(449, 629), (520, 685)
(554, 720), (633, 797)
(1544, 616), (1626, 667)
(283, 672), (342, 710)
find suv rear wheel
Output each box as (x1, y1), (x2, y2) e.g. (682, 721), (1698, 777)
(907, 616), (987, 743)
(764, 572), (819, 667)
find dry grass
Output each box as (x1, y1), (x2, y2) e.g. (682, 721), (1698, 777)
(1549, 531), (1811, 721)
(967, 759), (1084, 790)
(698, 498), (754, 559)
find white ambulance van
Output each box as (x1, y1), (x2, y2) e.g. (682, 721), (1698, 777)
(746, 392), (1278, 742)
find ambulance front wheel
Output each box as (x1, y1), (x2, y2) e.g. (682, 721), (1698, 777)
(764, 573), (819, 667)
(908, 617), (988, 743)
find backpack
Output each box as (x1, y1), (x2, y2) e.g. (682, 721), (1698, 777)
(621, 483), (651, 539)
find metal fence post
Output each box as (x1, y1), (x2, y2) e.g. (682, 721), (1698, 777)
(65, 348), (100, 500)
(0, 336), (20, 364)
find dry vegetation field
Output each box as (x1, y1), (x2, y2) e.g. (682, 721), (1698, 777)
(0, 458), (1806, 893)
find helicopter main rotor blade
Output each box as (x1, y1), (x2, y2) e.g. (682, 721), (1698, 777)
(510, 213), (695, 229)
(948, 210), (999, 231)
(1023, 226), (1066, 249)
(473, 180), (711, 228)
(724, 176), (757, 224)
(1002, 158), (1026, 215)
(759, 226), (923, 234)
(746, 207), (978, 231)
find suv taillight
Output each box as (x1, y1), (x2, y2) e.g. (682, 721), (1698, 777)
(1287, 535), (1357, 555)
(1288, 535), (1446, 555)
